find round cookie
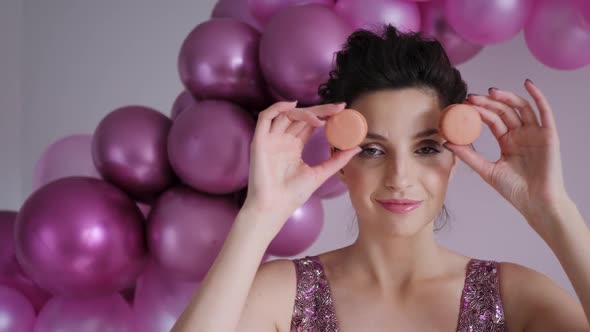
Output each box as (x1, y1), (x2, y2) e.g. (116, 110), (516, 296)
(325, 108), (368, 150)
(440, 104), (482, 145)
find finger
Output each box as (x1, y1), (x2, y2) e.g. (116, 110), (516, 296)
(443, 142), (494, 182)
(525, 79), (556, 129)
(465, 101), (508, 139)
(297, 102), (346, 119)
(255, 101), (297, 136)
(488, 87), (540, 126)
(296, 125), (315, 144)
(313, 146), (362, 184)
(284, 109), (325, 127)
(468, 92), (522, 130)
(285, 120), (308, 136)
(270, 113), (293, 134)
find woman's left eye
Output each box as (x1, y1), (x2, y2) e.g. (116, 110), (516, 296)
(416, 146), (440, 155)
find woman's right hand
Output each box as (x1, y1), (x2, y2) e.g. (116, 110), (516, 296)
(241, 101), (362, 237)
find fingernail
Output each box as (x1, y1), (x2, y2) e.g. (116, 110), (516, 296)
(488, 87), (498, 91)
(525, 78), (533, 85)
(467, 93), (478, 98)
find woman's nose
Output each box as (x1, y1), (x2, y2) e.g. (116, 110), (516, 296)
(384, 157), (412, 190)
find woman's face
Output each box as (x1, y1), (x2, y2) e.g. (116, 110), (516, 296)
(339, 88), (456, 238)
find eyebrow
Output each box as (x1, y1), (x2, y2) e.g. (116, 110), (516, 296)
(365, 128), (440, 141)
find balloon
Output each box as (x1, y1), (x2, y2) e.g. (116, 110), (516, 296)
(212, 0), (262, 31)
(419, 1), (483, 65)
(444, 0), (533, 45)
(302, 127), (348, 199)
(35, 294), (134, 332)
(33, 134), (100, 190)
(168, 100), (254, 194)
(524, 0), (590, 70)
(335, 0), (421, 33)
(92, 106), (175, 202)
(170, 90), (198, 120)
(267, 196), (324, 256)
(575, 0), (590, 24)
(148, 186), (239, 281)
(15, 177), (146, 297)
(249, 0), (335, 26)
(133, 261), (200, 332)
(178, 18), (269, 109)
(259, 4), (351, 105)
(0, 285), (35, 332)
(0, 211), (51, 312)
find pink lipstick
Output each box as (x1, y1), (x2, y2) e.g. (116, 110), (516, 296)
(376, 199), (423, 214)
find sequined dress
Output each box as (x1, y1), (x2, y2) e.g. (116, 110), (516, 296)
(290, 256), (506, 332)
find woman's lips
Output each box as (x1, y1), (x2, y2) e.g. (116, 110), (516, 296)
(376, 199), (423, 214)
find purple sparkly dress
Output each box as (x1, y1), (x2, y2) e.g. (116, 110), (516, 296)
(290, 256), (506, 332)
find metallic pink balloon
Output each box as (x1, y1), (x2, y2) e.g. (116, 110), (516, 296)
(35, 294), (134, 332)
(0, 211), (51, 312)
(249, 0), (335, 26)
(133, 261), (200, 332)
(267, 196), (324, 257)
(170, 90), (198, 120)
(178, 18), (269, 109)
(33, 134), (100, 190)
(92, 105), (175, 202)
(0, 286), (35, 332)
(444, 0), (533, 45)
(259, 4), (351, 105)
(15, 177), (146, 297)
(212, 0), (262, 31)
(168, 100), (254, 194)
(335, 0), (421, 33)
(148, 186), (239, 281)
(575, 0), (590, 24)
(302, 127), (348, 199)
(419, 0), (483, 65)
(524, 0), (590, 70)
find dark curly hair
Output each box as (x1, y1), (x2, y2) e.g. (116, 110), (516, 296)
(320, 25), (467, 232)
(319, 24), (468, 109)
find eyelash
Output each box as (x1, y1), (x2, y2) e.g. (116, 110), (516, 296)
(360, 142), (441, 157)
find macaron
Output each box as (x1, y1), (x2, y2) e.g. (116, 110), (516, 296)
(325, 108), (368, 150)
(439, 104), (482, 145)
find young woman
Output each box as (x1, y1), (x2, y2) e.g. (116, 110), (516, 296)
(172, 25), (590, 331)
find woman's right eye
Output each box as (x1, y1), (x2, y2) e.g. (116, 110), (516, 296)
(361, 146), (383, 157)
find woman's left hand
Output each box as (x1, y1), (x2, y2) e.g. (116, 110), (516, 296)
(444, 79), (572, 236)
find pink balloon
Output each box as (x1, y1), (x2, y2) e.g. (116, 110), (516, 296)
(133, 261), (200, 332)
(178, 18), (269, 109)
(419, 0), (483, 65)
(0, 211), (51, 312)
(575, 0), (590, 24)
(168, 100), (254, 194)
(524, 0), (590, 70)
(170, 90), (198, 120)
(92, 106), (175, 202)
(15, 177), (146, 297)
(249, 0), (335, 26)
(335, 0), (421, 33)
(259, 4), (351, 105)
(302, 127), (348, 199)
(212, 0), (263, 31)
(267, 196), (324, 257)
(35, 294), (134, 332)
(33, 134), (100, 190)
(0, 285), (35, 332)
(148, 186), (239, 281)
(444, 0), (533, 45)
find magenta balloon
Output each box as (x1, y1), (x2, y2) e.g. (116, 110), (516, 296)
(148, 186), (239, 280)
(335, 0), (421, 33)
(267, 196), (324, 256)
(419, 1), (483, 65)
(0, 285), (35, 332)
(178, 18), (269, 109)
(444, 0), (533, 45)
(35, 294), (134, 332)
(33, 134), (100, 190)
(249, 0), (335, 26)
(133, 261), (200, 332)
(259, 4), (351, 105)
(576, 0), (590, 24)
(524, 0), (590, 70)
(302, 127), (347, 199)
(170, 90), (198, 120)
(15, 177), (146, 297)
(212, 0), (263, 31)
(92, 106), (175, 202)
(168, 100), (254, 194)
(0, 258), (51, 313)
